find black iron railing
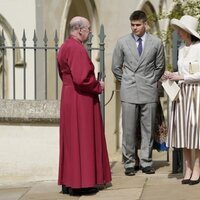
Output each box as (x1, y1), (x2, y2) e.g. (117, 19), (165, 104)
(0, 25), (106, 103)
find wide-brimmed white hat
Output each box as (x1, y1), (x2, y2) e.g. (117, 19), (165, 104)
(171, 15), (200, 39)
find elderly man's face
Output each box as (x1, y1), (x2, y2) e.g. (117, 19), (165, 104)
(80, 20), (91, 42)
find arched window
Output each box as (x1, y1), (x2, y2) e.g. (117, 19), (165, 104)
(59, 0), (100, 71)
(0, 14), (23, 98)
(142, 1), (159, 35)
(0, 14), (22, 65)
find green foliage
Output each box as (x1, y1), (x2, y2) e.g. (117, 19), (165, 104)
(146, 0), (200, 72)
(162, 0), (200, 31)
(161, 0), (200, 71)
(166, 64), (173, 71)
(165, 0), (184, 19)
(154, 0), (200, 47)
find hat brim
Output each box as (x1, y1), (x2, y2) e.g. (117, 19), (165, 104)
(171, 18), (200, 39)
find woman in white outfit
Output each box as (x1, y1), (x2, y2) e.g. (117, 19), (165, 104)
(164, 15), (200, 185)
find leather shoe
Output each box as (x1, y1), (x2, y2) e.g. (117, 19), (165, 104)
(189, 177), (200, 185)
(142, 166), (155, 174)
(134, 165), (140, 171)
(125, 168), (135, 176)
(61, 185), (70, 194)
(81, 187), (99, 195)
(68, 187), (98, 196)
(181, 179), (190, 184)
(68, 188), (82, 196)
(134, 158), (140, 171)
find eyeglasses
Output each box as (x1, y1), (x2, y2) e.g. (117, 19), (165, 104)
(81, 26), (91, 32)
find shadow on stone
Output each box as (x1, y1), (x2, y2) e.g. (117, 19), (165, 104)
(153, 160), (170, 170)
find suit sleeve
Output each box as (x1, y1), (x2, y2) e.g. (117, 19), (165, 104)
(112, 40), (123, 81)
(155, 41), (165, 81)
(68, 45), (103, 95)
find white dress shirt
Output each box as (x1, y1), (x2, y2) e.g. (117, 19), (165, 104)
(133, 33), (146, 49)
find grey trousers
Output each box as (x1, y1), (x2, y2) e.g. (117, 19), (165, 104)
(121, 101), (157, 169)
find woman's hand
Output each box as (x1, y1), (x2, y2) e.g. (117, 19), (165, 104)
(161, 71), (173, 81)
(161, 71), (184, 81)
(168, 73), (184, 81)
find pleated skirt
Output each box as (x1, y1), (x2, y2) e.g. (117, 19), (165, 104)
(167, 83), (200, 149)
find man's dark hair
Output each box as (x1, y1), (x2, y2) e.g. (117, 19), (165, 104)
(129, 10), (147, 22)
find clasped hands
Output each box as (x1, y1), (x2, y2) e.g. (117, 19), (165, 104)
(100, 81), (104, 91)
(162, 71), (184, 81)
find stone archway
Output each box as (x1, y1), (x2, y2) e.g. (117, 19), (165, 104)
(0, 14), (22, 64)
(59, 0), (99, 43)
(0, 14), (22, 98)
(142, 1), (160, 35)
(59, 0), (100, 77)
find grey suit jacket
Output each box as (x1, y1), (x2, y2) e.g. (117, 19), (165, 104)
(112, 33), (165, 104)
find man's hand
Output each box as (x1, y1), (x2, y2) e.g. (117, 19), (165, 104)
(100, 81), (104, 91)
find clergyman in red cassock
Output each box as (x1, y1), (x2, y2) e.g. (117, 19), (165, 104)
(57, 16), (111, 195)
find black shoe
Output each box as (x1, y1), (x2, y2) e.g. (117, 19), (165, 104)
(134, 158), (140, 171)
(68, 188), (82, 196)
(68, 187), (98, 196)
(81, 187), (99, 195)
(189, 177), (200, 185)
(181, 179), (190, 184)
(125, 168), (135, 176)
(134, 165), (140, 171)
(142, 166), (155, 174)
(61, 185), (70, 194)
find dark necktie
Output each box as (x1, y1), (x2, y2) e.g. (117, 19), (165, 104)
(137, 37), (142, 56)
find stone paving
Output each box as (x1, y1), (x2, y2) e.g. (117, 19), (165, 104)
(1, 150), (200, 200)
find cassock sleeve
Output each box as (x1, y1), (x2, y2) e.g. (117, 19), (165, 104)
(57, 61), (63, 81)
(68, 44), (103, 95)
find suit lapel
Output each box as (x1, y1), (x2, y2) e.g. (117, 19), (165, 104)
(125, 33), (154, 71)
(125, 34), (153, 63)
(138, 33), (153, 65)
(126, 34), (140, 62)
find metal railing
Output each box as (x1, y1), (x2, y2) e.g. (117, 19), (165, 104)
(87, 25), (106, 120)
(0, 29), (59, 100)
(0, 25), (106, 109)
(0, 25), (106, 121)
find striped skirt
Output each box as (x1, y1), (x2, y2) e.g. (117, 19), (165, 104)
(167, 83), (200, 149)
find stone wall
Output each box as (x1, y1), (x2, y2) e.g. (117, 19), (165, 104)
(0, 99), (60, 184)
(0, 99), (59, 123)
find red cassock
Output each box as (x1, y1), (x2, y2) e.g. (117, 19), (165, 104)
(57, 37), (111, 189)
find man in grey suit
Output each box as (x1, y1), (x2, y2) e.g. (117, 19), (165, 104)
(112, 10), (165, 176)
